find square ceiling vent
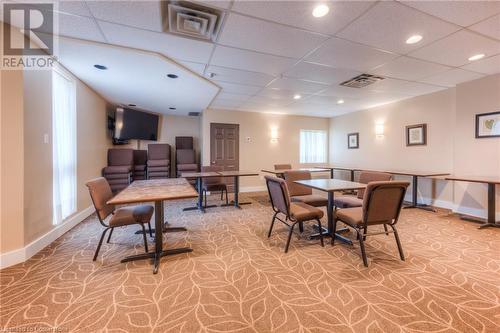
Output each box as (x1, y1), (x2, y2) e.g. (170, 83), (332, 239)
(340, 74), (385, 88)
(164, 1), (225, 42)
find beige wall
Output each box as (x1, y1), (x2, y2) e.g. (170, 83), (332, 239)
(202, 108), (330, 188)
(329, 74), (500, 219)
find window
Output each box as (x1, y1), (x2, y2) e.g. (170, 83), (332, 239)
(52, 67), (77, 224)
(300, 130), (327, 163)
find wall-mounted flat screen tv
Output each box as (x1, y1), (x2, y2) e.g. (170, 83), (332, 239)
(114, 107), (159, 141)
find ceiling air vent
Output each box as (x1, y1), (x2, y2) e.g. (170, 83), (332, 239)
(188, 112), (201, 117)
(340, 74), (385, 88)
(164, 1), (225, 42)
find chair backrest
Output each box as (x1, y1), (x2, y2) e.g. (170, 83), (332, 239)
(201, 165), (224, 185)
(85, 177), (115, 223)
(274, 164), (292, 170)
(362, 181), (409, 226)
(265, 176), (290, 216)
(176, 149), (195, 164)
(357, 171), (393, 199)
(133, 150), (148, 165)
(176, 136), (193, 150)
(148, 144), (170, 160)
(284, 170), (313, 197)
(108, 149), (134, 166)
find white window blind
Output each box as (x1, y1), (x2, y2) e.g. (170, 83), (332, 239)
(52, 67), (77, 225)
(300, 130), (327, 163)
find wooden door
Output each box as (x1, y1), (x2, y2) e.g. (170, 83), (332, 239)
(210, 123), (239, 171)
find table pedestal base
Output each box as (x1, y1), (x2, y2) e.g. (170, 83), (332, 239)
(403, 203), (436, 212)
(121, 247), (193, 274)
(459, 214), (500, 229)
(309, 225), (353, 245)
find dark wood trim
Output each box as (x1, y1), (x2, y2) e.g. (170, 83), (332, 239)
(347, 132), (359, 149)
(475, 111), (500, 138)
(406, 123), (427, 146)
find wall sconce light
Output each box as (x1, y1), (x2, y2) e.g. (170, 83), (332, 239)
(375, 123), (384, 138)
(270, 127), (279, 143)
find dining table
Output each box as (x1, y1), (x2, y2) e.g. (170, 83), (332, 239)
(107, 178), (198, 274)
(313, 165), (362, 180)
(261, 167), (330, 178)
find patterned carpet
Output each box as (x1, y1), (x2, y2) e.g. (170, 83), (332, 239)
(1, 192), (499, 333)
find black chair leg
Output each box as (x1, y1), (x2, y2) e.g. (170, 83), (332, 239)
(106, 227), (114, 243)
(316, 219), (324, 247)
(203, 190), (207, 208)
(284, 223), (296, 253)
(391, 225), (405, 261)
(148, 222), (153, 237)
(358, 228), (368, 267)
(363, 226), (368, 241)
(93, 228), (110, 261)
(383, 224), (389, 235)
(268, 212), (277, 238)
(299, 222), (304, 233)
(220, 190), (223, 201)
(140, 224), (149, 253)
(331, 218), (338, 246)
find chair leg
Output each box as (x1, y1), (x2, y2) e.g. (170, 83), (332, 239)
(268, 212), (278, 238)
(316, 219), (324, 247)
(106, 227), (114, 243)
(220, 190), (223, 201)
(284, 223), (296, 253)
(331, 218), (338, 246)
(141, 224), (149, 253)
(357, 228), (368, 267)
(225, 189), (229, 205)
(93, 228), (110, 261)
(148, 222), (153, 237)
(391, 225), (405, 261)
(299, 222), (304, 233)
(363, 227), (368, 241)
(383, 224), (389, 235)
(204, 190), (207, 208)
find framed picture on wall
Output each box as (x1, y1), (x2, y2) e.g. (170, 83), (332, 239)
(476, 111), (500, 138)
(347, 132), (359, 149)
(406, 124), (427, 146)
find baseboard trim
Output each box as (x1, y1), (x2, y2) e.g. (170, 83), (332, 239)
(0, 206), (94, 269)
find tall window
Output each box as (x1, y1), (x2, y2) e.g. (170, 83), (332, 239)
(52, 67), (77, 225)
(300, 130), (327, 163)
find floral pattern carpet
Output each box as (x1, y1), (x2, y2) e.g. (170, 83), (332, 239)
(1, 192), (499, 333)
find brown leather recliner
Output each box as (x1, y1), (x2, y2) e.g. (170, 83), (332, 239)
(133, 150), (147, 181)
(334, 171), (393, 208)
(176, 149), (197, 177)
(147, 144), (171, 179)
(102, 148), (133, 192)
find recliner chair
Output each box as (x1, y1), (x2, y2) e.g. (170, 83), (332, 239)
(133, 150), (147, 181)
(147, 144), (171, 179)
(102, 148), (133, 192)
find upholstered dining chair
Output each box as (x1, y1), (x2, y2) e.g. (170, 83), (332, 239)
(334, 171), (392, 208)
(200, 165), (228, 207)
(284, 170), (328, 207)
(274, 164), (292, 170)
(333, 181), (409, 267)
(265, 176), (324, 253)
(86, 177), (154, 262)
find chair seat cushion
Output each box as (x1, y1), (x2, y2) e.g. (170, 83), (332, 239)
(336, 207), (363, 226)
(147, 159), (169, 167)
(290, 202), (324, 222)
(134, 165), (146, 171)
(177, 164), (198, 171)
(291, 194), (327, 207)
(104, 173), (130, 180)
(110, 205), (154, 227)
(333, 195), (363, 208)
(103, 166), (132, 174)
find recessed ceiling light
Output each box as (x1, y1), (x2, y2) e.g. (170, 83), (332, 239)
(94, 64), (107, 70)
(128, 104), (136, 107)
(337, 99), (344, 104)
(293, 94), (302, 100)
(167, 74), (178, 79)
(169, 107), (176, 110)
(468, 53), (485, 61)
(312, 4), (329, 18)
(406, 35), (423, 44)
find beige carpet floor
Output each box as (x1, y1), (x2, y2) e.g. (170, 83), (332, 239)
(1, 192), (499, 333)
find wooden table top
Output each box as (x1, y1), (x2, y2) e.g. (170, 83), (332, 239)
(365, 170), (450, 177)
(314, 165), (363, 171)
(445, 176), (500, 185)
(182, 171), (221, 178)
(295, 179), (366, 192)
(262, 168), (330, 175)
(217, 170), (259, 177)
(107, 178), (198, 205)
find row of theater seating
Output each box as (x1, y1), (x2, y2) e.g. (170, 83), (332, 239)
(102, 137), (198, 192)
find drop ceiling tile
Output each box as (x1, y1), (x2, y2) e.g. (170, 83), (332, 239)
(206, 66), (275, 86)
(210, 46), (296, 75)
(319, 86), (413, 102)
(210, 99), (243, 109)
(238, 101), (288, 113)
(461, 54), (500, 75)
(368, 78), (447, 96)
(284, 62), (361, 85)
(338, 1), (460, 54)
(268, 78), (328, 94)
(371, 56), (451, 81)
(214, 81), (262, 95)
(256, 88), (306, 100)
(469, 14), (500, 41)
(48, 13), (105, 43)
(409, 30), (500, 67)
(192, 0), (233, 9)
(418, 68), (484, 87)
(244, 96), (293, 107)
(217, 13), (328, 58)
(402, 1), (500, 27)
(304, 95), (357, 106)
(99, 21), (214, 63)
(215, 93), (252, 102)
(87, 0), (163, 32)
(176, 60), (206, 75)
(231, 0), (375, 35)
(55, 0), (92, 17)
(305, 37), (398, 72)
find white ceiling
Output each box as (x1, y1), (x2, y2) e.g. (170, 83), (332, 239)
(10, 0), (500, 117)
